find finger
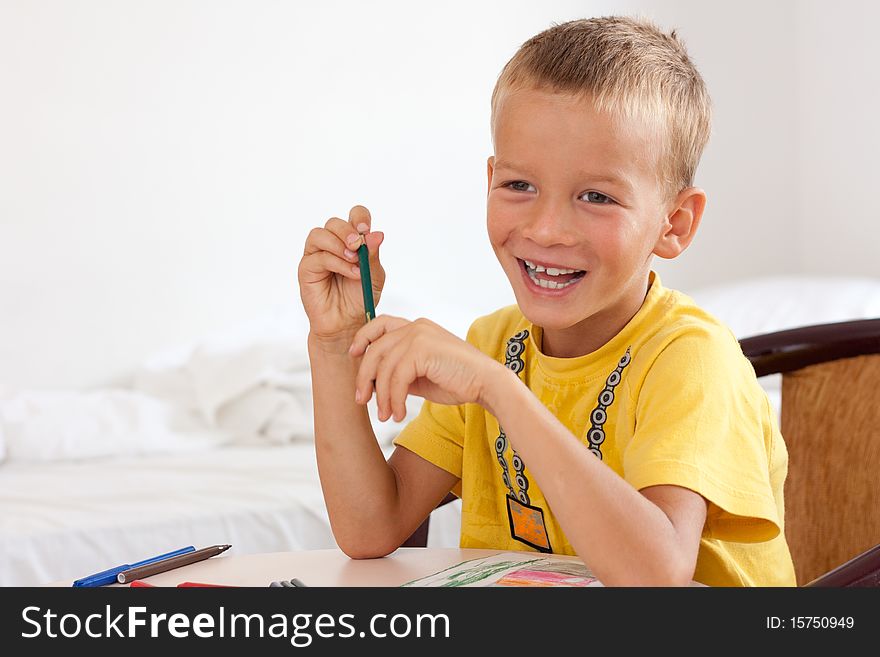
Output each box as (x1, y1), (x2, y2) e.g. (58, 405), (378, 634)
(385, 338), (417, 422)
(364, 230), (384, 267)
(349, 205), (372, 237)
(373, 337), (412, 422)
(303, 223), (361, 264)
(299, 250), (362, 283)
(354, 342), (382, 407)
(364, 230), (383, 254)
(353, 318), (408, 406)
(328, 216), (367, 258)
(363, 231), (386, 299)
(349, 314), (409, 357)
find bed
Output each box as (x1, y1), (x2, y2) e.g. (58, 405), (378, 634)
(0, 291), (467, 587)
(0, 443), (462, 586)
(1, 276), (877, 586)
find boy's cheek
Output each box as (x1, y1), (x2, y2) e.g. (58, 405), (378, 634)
(485, 209), (513, 244)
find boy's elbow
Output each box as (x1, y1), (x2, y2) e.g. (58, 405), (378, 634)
(601, 556), (695, 587)
(334, 531), (401, 560)
(338, 542), (397, 560)
(606, 570), (692, 587)
(657, 567), (695, 587)
(645, 559), (696, 587)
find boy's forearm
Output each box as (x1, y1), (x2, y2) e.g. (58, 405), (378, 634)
(482, 368), (695, 586)
(308, 333), (402, 555)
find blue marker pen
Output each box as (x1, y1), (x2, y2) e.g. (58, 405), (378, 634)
(72, 546), (196, 587)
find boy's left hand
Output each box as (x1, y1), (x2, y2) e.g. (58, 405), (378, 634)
(349, 315), (506, 422)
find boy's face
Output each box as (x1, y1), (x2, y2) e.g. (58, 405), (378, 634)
(487, 87), (673, 352)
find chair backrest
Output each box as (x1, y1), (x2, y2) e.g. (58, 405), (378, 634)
(740, 318), (880, 585)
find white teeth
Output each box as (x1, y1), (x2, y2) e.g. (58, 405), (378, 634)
(525, 269), (583, 289)
(523, 259), (581, 276)
(522, 258), (585, 290)
(535, 277), (566, 289)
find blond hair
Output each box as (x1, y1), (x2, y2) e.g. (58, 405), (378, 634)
(491, 16), (712, 195)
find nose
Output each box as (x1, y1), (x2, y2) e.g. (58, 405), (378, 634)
(520, 197), (579, 247)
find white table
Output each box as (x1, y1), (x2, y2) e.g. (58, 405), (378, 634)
(52, 548), (585, 587)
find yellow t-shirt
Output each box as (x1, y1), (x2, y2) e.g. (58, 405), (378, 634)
(394, 272), (796, 586)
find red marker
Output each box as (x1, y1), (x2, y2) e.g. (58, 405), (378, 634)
(177, 581), (237, 587)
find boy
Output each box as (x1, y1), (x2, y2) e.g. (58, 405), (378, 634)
(298, 16), (796, 586)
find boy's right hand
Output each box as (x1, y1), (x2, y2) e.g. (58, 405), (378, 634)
(298, 205), (386, 347)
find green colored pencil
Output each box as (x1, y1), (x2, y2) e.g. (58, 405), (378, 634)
(357, 241), (375, 322)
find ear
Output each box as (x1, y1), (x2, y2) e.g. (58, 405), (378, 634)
(486, 156), (495, 195)
(652, 187), (707, 259)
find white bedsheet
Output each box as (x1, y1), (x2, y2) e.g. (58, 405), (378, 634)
(0, 443), (461, 586)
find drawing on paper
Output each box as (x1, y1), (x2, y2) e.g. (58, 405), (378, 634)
(401, 553), (602, 587)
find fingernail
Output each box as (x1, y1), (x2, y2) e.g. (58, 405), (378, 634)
(356, 223), (369, 233)
(351, 265), (360, 275)
(344, 248), (356, 259)
(346, 233), (360, 245)
(355, 389), (362, 403)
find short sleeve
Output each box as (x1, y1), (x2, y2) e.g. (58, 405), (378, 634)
(393, 399), (466, 493)
(623, 327), (783, 543)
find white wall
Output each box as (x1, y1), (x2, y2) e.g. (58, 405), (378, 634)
(795, 0), (880, 276)
(644, 1), (801, 290)
(0, 0), (876, 389)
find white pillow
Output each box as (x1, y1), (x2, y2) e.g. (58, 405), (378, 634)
(0, 389), (226, 463)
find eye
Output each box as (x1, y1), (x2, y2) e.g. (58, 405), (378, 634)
(504, 180), (535, 193)
(582, 191), (614, 204)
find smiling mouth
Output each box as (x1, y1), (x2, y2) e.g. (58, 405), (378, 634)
(518, 258), (586, 290)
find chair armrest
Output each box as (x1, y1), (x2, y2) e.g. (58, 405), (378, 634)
(804, 543), (880, 587)
(739, 318), (880, 377)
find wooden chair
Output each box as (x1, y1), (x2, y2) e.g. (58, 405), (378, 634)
(740, 318), (880, 586)
(403, 318), (880, 587)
